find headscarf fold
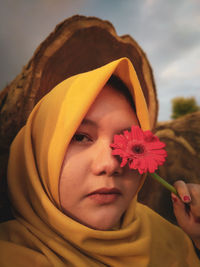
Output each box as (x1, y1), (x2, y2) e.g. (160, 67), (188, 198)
(0, 58), (199, 266)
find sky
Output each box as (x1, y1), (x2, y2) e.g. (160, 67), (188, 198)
(1, 0), (200, 121)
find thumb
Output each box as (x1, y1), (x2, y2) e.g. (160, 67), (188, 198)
(171, 193), (190, 229)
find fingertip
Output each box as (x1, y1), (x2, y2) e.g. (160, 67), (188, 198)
(173, 180), (192, 204)
(171, 193), (178, 204)
(171, 193), (184, 207)
(182, 195), (191, 203)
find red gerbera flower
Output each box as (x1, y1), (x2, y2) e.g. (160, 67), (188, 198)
(110, 125), (167, 174)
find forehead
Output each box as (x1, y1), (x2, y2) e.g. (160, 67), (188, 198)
(85, 84), (136, 122)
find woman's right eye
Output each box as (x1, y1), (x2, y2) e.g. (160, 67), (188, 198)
(72, 133), (92, 144)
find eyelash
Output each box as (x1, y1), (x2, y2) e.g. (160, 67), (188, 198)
(72, 133), (93, 144)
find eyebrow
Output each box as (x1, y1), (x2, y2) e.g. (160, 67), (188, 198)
(80, 118), (132, 134)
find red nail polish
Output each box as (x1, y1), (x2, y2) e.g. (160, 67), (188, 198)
(172, 196), (177, 203)
(183, 196), (191, 202)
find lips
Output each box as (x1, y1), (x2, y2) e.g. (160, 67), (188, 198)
(88, 187), (121, 195)
(87, 188), (121, 204)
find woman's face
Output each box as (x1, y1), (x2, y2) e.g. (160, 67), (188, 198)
(59, 84), (142, 230)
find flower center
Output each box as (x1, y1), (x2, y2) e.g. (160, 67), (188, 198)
(132, 144), (145, 154)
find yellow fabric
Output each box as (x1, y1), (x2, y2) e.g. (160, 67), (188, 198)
(0, 57), (199, 266)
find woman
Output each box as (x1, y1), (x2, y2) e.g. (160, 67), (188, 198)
(0, 58), (199, 266)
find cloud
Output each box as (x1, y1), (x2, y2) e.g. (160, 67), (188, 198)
(161, 46), (200, 80)
(0, 0), (199, 121)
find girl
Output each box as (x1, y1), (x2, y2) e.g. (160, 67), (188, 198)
(0, 58), (199, 266)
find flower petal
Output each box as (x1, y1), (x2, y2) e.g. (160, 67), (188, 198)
(110, 125), (167, 173)
(131, 125), (144, 141)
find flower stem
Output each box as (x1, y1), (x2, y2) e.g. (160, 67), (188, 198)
(150, 172), (178, 196)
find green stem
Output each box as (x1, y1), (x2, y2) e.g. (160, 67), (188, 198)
(150, 172), (178, 196)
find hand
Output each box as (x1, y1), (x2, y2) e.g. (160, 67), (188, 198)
(171, 180), (200, 249)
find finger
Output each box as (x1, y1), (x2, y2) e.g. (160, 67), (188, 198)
(171, 192), (190, 228)
(187, 184), (200, 219)
(173, 180), (191, 203)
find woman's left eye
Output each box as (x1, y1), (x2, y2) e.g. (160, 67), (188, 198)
(72, 133), (92, 143)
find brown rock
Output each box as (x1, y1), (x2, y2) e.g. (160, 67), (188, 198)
(139, 111), (200, 224)
(0, 15), (157, 221)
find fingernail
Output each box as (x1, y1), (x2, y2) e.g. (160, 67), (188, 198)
(183, 195), (191, 202)
(172, 196), (177, 203)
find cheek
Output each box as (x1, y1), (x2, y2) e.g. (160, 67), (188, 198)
(59, 150), (90, 203)
(123, 171), (142, 199)
(60, 146), (87, 182)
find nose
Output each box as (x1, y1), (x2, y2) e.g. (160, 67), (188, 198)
(91, 141), (123, 176)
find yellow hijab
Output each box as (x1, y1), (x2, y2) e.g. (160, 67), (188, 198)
(0, 58), (199, 266)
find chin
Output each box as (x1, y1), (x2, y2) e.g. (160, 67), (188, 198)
(62, 208), (121, 230)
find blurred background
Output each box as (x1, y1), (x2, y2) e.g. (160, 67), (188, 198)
(1, 0), (200, 121)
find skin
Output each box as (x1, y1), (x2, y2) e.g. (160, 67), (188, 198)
(59, 84), (142, 230)
(59, 82), (200, 246)
(172, 182), (200, 249)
